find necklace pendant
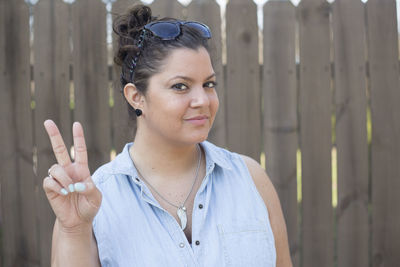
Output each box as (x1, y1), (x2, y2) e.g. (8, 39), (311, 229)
(177, 206), (187, 230)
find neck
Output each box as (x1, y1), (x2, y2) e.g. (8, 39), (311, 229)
(129, 133), (201, 181)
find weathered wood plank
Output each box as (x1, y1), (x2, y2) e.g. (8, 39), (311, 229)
(150, 0), (185, 20)
(298, 0), (333, 266)
(226, 0), (261, 160)
(187, 0), (226, 147)
(111, 0), (139, 153)
(0, 0), (35, 266)
(366, 0), (400, 266)
(332, 0), (369, 266)
(34, 0), (71, 265)
(263, 1), (298, 265)
(112, 0), (138, 14)
(72, 0), (111, 172)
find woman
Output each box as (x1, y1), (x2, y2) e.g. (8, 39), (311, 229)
(43, 4), (292, 267)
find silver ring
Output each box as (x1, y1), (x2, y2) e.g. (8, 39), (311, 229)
(48, 168), (53, 179)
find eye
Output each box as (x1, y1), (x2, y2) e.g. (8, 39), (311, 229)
(171, 83), (189, 91)
(204, 81), (217, 89)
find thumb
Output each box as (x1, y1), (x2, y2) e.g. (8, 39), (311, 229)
(73, 180), (102, 208)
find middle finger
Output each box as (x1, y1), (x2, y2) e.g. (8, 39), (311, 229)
(44, 120), (72, 167)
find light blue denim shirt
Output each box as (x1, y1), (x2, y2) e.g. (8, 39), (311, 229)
(92, 141), (276, 267)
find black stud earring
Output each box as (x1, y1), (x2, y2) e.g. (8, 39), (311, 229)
(135, 109), (142, 117)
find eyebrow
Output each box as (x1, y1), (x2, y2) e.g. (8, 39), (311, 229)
(169, 73), (216, 83)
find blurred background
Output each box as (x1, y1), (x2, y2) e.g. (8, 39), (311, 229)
(1, 0), (400, 266)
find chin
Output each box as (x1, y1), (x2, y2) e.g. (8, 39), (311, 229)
(196, 135), (208, 143)
(182, 132), (210, 145)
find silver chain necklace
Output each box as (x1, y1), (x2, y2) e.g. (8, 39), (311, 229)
(131, 144), (201, 231)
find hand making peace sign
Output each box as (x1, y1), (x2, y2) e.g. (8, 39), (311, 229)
(43, 120), (102, 231)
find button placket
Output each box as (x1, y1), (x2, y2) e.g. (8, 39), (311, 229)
(173, 230), (197, 265)
(132, 175), (142, 186)
(191, 190), (206, 257)
(135, 177), (167, 211)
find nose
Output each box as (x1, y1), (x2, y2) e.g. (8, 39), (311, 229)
(190, 86), (210, 108)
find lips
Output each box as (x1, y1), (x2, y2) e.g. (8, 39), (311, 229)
(186, 115), (209, 120)
(184, 115), (209, 126)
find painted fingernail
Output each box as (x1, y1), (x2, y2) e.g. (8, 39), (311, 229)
(60, 188), (69, 195)
(74, 182), (86, 192)
(68, 184), (75, 193)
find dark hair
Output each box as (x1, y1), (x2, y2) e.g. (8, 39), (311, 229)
(113, 4), (210, 120)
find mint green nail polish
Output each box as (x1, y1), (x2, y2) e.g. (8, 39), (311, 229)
(60, 188), (69, 195)
(74, 182), (86, 192)
(68, 184), (75, 193)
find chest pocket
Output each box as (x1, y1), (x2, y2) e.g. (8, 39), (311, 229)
(218, 220), (276, 267)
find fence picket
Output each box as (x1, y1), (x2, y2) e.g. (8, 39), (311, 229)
(33, 0), (71, 265)
(332, 1), (369, 266)
(367, 0), (400, 266)
(263, 1), (298, 266)
(226, 0), (261, 160)
(150, 0), (185, 20)
(187, 0), (226, 147)
(0, 0), (33, 266)
(72, 0), (111, 172)
(298, 0), (333, 266)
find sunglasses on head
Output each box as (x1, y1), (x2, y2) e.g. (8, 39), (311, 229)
(144, 20), (212, 40)
(126, 20), (211, 82)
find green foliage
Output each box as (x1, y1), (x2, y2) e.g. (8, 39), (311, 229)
(297, 148), (338, 207)
(367, 108), (372, 144)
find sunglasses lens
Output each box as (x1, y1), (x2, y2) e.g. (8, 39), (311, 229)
(184, 22), (212, 39)
(148, 22), (180, 40)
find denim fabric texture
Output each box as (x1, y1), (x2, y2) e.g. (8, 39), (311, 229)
(92, 141), (276, 267)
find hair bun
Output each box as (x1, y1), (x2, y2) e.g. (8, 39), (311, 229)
(128, 5), (153, 28)
(113, 4), (155, 66)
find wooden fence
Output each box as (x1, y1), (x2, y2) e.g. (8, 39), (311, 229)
(0, 0), (399, 266)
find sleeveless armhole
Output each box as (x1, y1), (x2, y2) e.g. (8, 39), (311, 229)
(234, 153), (272, 219)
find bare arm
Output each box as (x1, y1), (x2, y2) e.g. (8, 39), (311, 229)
(241, 155), (293, 267)
(52, 220), (100, 267)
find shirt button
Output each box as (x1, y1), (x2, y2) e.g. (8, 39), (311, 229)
(179, 243), (185, 248)
(198, 204), (203, 209)
(135, 177), (140, 182)
(195, 240), (200, 246)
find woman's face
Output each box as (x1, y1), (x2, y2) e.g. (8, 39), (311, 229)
(140, 46), (219, 146)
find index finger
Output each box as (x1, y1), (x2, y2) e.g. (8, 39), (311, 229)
(73, 122), (88, 165)
(44, 120), (72, 167)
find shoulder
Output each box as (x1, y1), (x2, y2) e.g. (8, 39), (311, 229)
(239, 155), (274, 206)
(239, 154), (293, 267)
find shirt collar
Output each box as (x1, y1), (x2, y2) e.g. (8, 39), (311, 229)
(200, 141), (232, 171)
(110, 141), (232, 177)
(109, 143), (137, 177)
